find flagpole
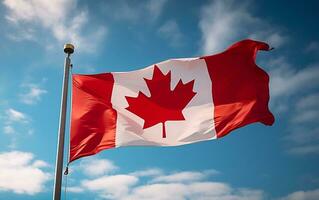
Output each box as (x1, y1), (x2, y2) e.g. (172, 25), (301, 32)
(53, 44), (74, 200)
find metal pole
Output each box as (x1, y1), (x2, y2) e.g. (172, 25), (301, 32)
(53, 44), (74, 200)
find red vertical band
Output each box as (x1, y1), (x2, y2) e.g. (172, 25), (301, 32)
(70, 73), (117, 162)
(202, 39), (275, 138)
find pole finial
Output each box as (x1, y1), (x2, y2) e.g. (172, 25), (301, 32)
(64, 44), (74, 54)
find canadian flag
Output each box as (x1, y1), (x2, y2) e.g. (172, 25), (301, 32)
(69, 39), (275, 162)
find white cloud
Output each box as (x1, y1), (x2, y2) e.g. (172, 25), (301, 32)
(250, 32), (287, 50)
(19, 84), (47, 105)
(32, 160), (50, 168)
(260, 46), (319, 129)
(199, 0), (286, 54)
(0, 151), (51, 195)
(286, 127), (319, 145)
(73, 162), (319, 200)
(3, 125), (14, 134)
(280, 188), (319, 200)
(71, 163), (261, 200)
(125, 182), (264, 200)
(5, 108), (28, 123)
(296, 93), (319, 110)
(291, 110), (319, 124)
(6, 27), (36, 41)
(102, 0), (167, 23)
(2, 108), (33, 148)
(287, 145), (319, 155)
(129, 168), (163, 177)
(67, 186), (84, 193)
(282, 92), (319, 155)
(158, 20), (183, 47)
(7, 138), (17, 149)
(305, 41), (319, 54)
(82, 175), (138, 199)
(268, 60), (319, 100)
(257, 56), (319, 115)
(3, 0), (106, 53)
(291, 93), (319, 124)
(145, 0), (168, 21)
(151, 170), (218, 183)
(79, 158), (117, 177)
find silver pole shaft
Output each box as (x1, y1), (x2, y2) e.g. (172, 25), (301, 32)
(53, 54), (71, 200)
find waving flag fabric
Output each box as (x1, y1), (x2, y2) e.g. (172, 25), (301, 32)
(69, 39), (275, 162)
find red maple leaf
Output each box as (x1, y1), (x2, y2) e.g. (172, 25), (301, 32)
(125, 65), (196, 138)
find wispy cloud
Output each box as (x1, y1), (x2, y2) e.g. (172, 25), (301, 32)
(67, 158), (319, 199)
(280, 188), (319, 200)
(291, 110), (319, 124)
(82, 174), (138, 199)
(0, 151), (51, 195)
(151, 170), (218, 183)
(199, 0), (286, 54)
(129, 168), (163, 177)
(305, 41), (319, 54)
(3, 125), (14, 135)
(19, 83), (47, 105)
(290, 93), (319, 126)
(5, 108), (28, 123)
(287, 127), (319, 145)
(79, 158), (118, 177)
(264, 57), (319, 155)
(287, 144), (319, 155)
(268, 59), (319, 101)
(6, 27), (36, 41)
(145, 0), (168, 21)
(2, 108), (33, 148)
(125, 182), (263, 200)
(68, 158), (262, 200)
(101, 0), (167, 23)
(158, 20), (184, 48)
(286, 94), (319, 155)
(3, 0), (107, 53)
(296, 93), (319, 110)
(67, 186), (84, 193)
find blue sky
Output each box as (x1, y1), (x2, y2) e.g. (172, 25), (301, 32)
(0, 0), (319, 199)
